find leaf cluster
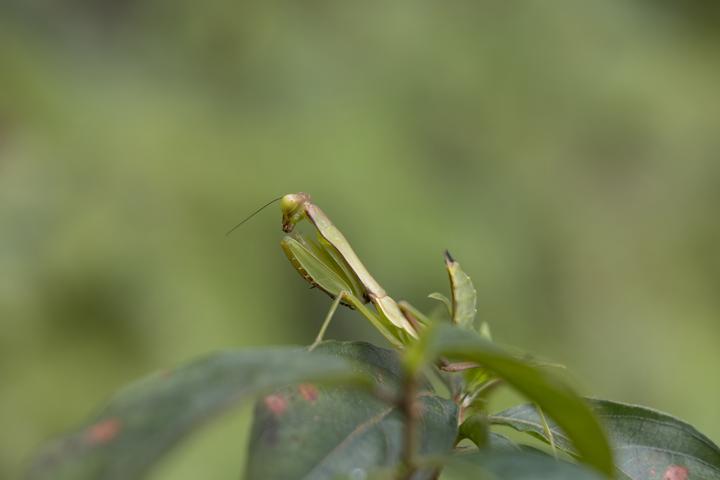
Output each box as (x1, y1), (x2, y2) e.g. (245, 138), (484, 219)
(26, 321), (720, 479)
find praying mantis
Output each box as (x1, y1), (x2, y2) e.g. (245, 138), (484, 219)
(236, 192), (479, 350)
(230, 194), (559, 452)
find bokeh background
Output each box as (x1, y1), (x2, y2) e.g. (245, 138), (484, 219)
(2, 1), (719, 478)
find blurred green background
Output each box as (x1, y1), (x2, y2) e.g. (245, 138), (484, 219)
(2, 1), (719, 478)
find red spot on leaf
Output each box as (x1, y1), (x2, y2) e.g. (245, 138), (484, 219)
(84, 418), (121, 445)
(664, 465), (689, 480)
(264, 394), (288, 416)
(298, 383), (318, 403)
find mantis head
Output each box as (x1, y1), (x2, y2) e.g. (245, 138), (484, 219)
(281, 192), (311, 232)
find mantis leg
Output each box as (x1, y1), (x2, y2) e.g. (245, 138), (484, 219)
(309, 290), (347, 351)
(308, 289), (405, 350)
(536, 403), (557, 458)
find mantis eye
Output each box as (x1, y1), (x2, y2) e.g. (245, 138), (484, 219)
(280, 194), (300, 214)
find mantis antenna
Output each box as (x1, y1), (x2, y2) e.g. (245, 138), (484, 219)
(226, 196), (283, 236)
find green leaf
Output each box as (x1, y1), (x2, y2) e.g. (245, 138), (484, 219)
(487, 432), (520, 451)
(459, 414), (490, 448)
(458, 424), (519, 453)
(428, 292), (453, 316)
(478, 321), (492, 340)
(27, 347), (369, 480)
(491, 399), (720, 480)
(413, 323), (614, 476)
(457, 410), (520, 452)
(442, 449), (607, 479)
(245, 341), (459, 480)
(444, 251), (477, 330)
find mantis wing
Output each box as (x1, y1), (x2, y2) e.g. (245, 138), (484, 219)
(289, 234), (367, 301)
(281, 236), (406, 347)
(281, 236), (356, 302)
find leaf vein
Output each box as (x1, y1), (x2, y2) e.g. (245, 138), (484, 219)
(302, 406), (395, 479)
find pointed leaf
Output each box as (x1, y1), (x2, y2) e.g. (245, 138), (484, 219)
(459, 414), (489, 449)
(444, 251), (477, 330)
(428, 292), (453, 316)
(409, 324), (614, 476)
(27, 347), (368, 480)
(478, 321), (492, 340)
(492, 399), (720, 479)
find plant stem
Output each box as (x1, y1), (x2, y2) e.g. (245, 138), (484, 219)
(399, 373), (419, 480)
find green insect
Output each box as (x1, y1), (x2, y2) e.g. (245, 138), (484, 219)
(229, 192), (478, 350)
(229, 194), (558, 455)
